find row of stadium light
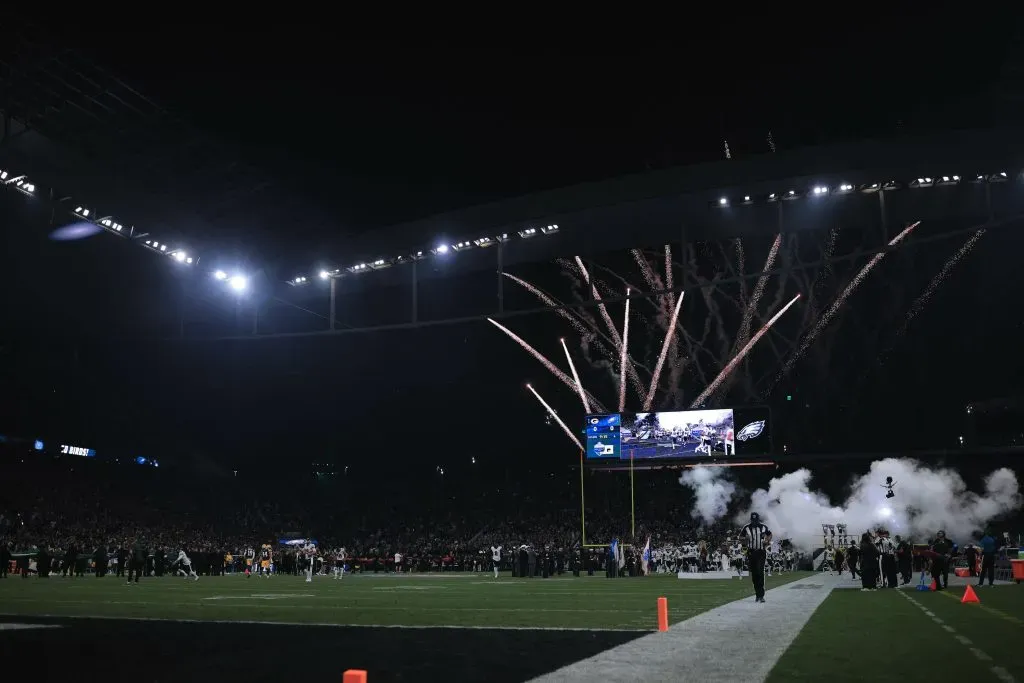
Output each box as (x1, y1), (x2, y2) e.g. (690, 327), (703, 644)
(0, 167), (249, 293)
(286, 225), (561, 286)
(715, 173), (1013, 207)
(3, 162), (1017, 293)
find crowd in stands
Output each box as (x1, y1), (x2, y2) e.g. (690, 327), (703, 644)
(1, 451), (743, 575)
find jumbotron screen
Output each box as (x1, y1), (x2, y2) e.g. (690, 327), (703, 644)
(584, 406), (771, 461)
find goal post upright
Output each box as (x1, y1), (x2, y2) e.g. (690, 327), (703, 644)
(578, 447), (638, 549)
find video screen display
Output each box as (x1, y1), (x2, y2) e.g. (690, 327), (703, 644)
(622, 409), (735, 459)
(584, 407), (772, 461)
(732, 406), (772, 456)
(585, 414), (622, 460)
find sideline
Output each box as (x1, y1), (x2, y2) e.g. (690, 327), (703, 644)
(528, 573), (841, 683)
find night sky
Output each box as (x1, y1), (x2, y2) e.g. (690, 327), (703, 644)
(1, 17), (1022, 472)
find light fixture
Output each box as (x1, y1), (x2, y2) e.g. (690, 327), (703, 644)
(719, 197), (728, 206)
(369, 258), (391, 269)
(453, 241), (473, 251)
(228, 275), (247, 292)
(214, 270), (227, 280)
(474, 236), (494, 247)
(434, 244), (450, 255)
(518, 228), (538, 238)
(173, 251), (187, 262)
(860, 183), (881, 193)
(541, 224), (559, 234)
(74, 206), (91, 217)
(909, 177), (934, 188)
(319, 270), (330, 279)
(812, 186), (828, 195)
(496, 233), (512, 243)
(836, 183), (854, 194)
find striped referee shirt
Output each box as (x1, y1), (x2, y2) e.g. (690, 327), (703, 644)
(742, 523), (771, 551)
(876, 537), (896, 555)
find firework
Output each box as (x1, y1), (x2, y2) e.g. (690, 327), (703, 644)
(736, 233), (782, 348)
(774, 221), (920, 385)
(526, 383), (584, 451)
(561, 337), (591, 413)
(618, 289), (631, 412)
(644, 291), (686, 411)
(488, 318), (604, 411)
(502, 272), (591, 337)
(692, 293), (802, 407)
(882, 228), (986, 362)
(574, 255), (644, 397)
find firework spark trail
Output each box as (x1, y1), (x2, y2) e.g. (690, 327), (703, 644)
(736, 233), (782, 348)
(644, 291), (686, 411)
(618, 289), (631, 413)
(775, 221), (920, 384)
(574, 256), (623, 349)
(882, 228), (986, 361)
(561, 337), (591, 413)
(664, 244), (675, 308)
(575, 255), (646, 398)
(691, 293), (802, 408)
(526, 383), (584, 451)
(501, 272), (591, 336)
(631, 249), (660, 290)
(487, 318), (604, 412)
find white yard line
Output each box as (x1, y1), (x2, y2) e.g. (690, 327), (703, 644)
(0, 613), (645, 632)
(528, 573), (841, 683)
(897, 589), (1017, 683)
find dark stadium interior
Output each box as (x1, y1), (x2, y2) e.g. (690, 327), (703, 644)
(3, 16), (1024, 683)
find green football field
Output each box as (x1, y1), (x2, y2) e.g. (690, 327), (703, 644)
(770, 585), (1024, 682)
(0, 571), (808, 630)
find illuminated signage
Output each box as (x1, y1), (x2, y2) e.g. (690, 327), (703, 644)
(61, 444), (95, 457)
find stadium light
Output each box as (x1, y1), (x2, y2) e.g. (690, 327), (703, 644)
(319, 270), (329, 279)
(0, 170), (7, 181)
(99, 218), (124, 232)
(541, 224), (559, 234)
(228, 275), (247, 292)
(291, 276), (308, 284)
(719, 197), (728, 206)
(518, 227), (538, 238)
(214, 270), (227, 280)
(433, 244), (450, 255)
(812, 186), (828, 195)
(474, 237), (494, 247)
(496, 233), (512, 243)
(74, 206), (91, 217)
(452, 241), (473, 252)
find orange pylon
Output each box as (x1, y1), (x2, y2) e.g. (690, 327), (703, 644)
(343, 670), (367, 683)
(657, 597), (669, 632)
(961, 585), (980, 604)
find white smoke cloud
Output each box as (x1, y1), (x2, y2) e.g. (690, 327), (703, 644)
(737, 459), (1021, 551)
(679, 466), (736, 524)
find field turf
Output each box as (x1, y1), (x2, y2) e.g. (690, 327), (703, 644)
(0, 570), (808, 629)
(768, 585), (1024, 683)
(0, 571), (807, 682)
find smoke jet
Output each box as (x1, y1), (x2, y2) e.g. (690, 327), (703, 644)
(680, 466), (737, 524)
(740, 459), (1021, 551)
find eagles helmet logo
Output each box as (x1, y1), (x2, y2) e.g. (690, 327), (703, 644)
(736, 420), (765, 441)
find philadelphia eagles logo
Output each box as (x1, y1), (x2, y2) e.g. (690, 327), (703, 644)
(736, 421), (765, 441)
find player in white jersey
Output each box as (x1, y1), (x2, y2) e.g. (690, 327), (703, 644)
(490, 545), (502, 578)
(303, 543), (317, 583)
(333, 548), (347, 580)
(173, 550), (199, 581)
(730, 542), (745, 577)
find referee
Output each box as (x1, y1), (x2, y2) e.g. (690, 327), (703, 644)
(742, 512), (772, 603)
